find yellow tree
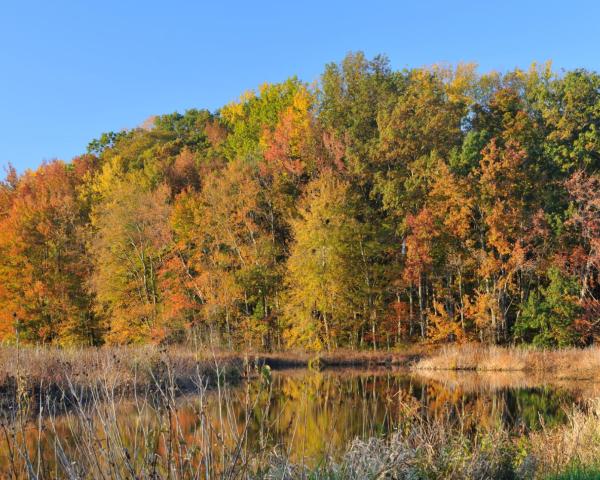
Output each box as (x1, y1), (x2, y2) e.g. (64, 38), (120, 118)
(90, 179), (172, 343)
(375, 66), (470, 219)
(284, 171), (370, 350)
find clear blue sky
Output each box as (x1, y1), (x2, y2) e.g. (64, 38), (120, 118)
(2, 0), (599, 172)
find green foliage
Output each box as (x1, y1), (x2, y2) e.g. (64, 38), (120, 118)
(450, 129), (488, 176)
(543, 70), (600, 173)
(220, 77), (309, 162)
(514, 268), (583, 347)
(319, 52), (399, 175)
(87, 130), (129, 155)
(547, 467), (600, 480)
(154, 109), (212, 149)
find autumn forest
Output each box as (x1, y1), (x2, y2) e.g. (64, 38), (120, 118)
(1, 52), (599, 350)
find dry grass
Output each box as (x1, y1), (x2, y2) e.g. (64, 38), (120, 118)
(270, 424), (517, 479)
(0, 345), (245, 399)
(0, 344), (423, 398)
(272, 399), (600, 479)
(414, 344), (600, 379)
(262, 347), (423, 369)
(527, 398), (600, 478)
(0, 358), (273, 479)
(412, 369), (600, 400)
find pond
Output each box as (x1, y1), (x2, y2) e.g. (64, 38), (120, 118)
(0, 367), (593, 476)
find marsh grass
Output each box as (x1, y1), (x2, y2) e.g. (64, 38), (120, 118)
(0, 345), (421, 400)
(414, 344), (600, 378)
(547, 468), (600, 480)
(263, 398), (600, 479)
(0, 345), (245, 398)
(3, 344), (600, 478)
(3, 374), (600, 479)
(0, 353), (276, 479)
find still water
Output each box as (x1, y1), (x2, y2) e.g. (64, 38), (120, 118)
(0, 368), (590, 475)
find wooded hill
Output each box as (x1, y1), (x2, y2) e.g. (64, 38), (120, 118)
(1, 52), (599, 349)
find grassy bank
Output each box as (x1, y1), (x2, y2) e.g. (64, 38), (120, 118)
(413, 344), (600, 379)
(0, 345), (245, 398)
(0, 345), (422, 400)
(7, 342), (600, 397)
(7, 343), (600, 398)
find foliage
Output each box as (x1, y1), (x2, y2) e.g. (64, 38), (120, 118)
(283, 171), (366, 350)
(514, 268), (583, 347)
(1, 53), (600, 349)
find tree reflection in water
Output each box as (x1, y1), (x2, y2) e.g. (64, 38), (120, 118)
(0, 368), (581, 475)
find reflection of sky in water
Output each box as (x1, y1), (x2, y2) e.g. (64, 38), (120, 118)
(0, 369), (583, 473)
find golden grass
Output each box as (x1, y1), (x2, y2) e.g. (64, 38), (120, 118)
(528, 398), (600, 477)
(0, 344), (245, 395)
(412, 369), (600, 401)
(413, 343), (600, 379)
(0, 344), (424, 397)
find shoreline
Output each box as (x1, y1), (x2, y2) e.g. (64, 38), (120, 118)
(5, 343), (600, 399)
(412, 344), (600, 380)
(0, 345), (422, 402)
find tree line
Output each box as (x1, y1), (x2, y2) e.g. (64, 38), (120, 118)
(1, 53), (599, 349)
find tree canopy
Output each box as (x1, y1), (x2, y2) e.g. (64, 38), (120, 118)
(1, 53), (599, 349)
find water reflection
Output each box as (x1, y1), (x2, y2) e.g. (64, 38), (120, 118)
(0, 368), (585, 474)
(240, 369), (576, 461)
